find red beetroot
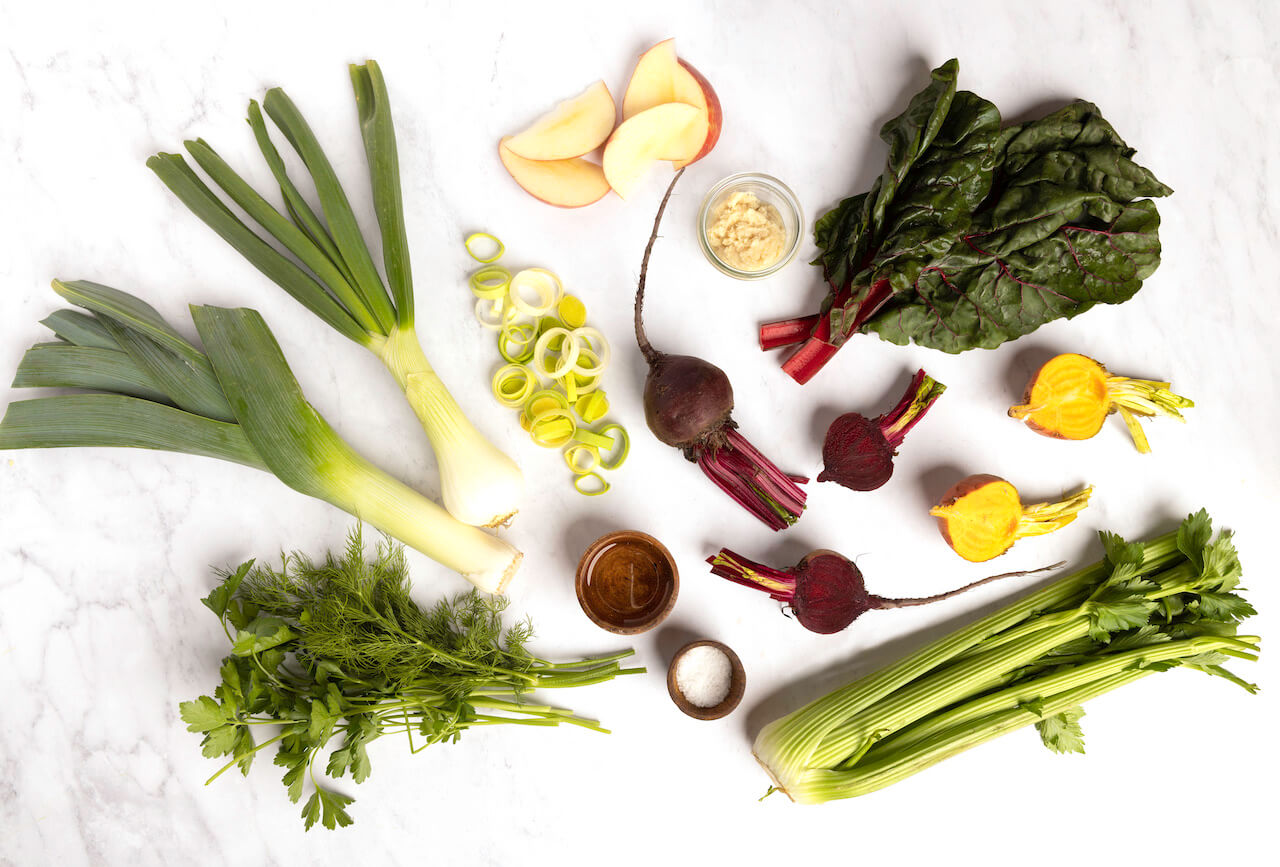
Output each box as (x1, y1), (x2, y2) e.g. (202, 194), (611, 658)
(634, 171), (807, 530)
(818, 369), (946, 492)
(707, 548), (1055, 634)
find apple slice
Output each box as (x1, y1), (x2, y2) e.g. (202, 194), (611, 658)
(621, 39), (681, 119)
(621, 39), (722, 168)
(505, 80), (617, 161)
(669, 60), (722, 169)
(498, 137), (610, 208)
(602, 102), (707, 200)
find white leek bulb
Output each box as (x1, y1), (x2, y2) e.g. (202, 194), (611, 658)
(376, 326), (524, 527)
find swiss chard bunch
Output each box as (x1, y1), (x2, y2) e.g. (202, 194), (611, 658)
(180, 530), (641, 830)
(763, 58), (1173, 383)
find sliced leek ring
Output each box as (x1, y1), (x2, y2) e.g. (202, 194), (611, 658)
(465, 232), (505, 263)
(596, 423), (630, 470)
(573, 472), (610, 496)
(509, 268), (564, 318)
(475, 297), (520, 330)
(564, 443), (600, 475)
(469, 265), (512, 300)
(533, 327), (579, 379)
(492, 364), (537, 408)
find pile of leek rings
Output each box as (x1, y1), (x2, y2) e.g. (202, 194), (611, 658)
(466, 233), (629, 495)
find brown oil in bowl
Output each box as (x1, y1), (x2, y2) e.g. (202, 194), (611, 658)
(578, 534), (677, 632)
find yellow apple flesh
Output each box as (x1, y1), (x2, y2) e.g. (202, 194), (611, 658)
(620, 38), (722, 169)
(602, 102), (707, 200)
(498, 138), (610, 208)
(505, 80), (617, 161)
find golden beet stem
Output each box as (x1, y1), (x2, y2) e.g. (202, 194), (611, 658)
(1016, 485), (1094, 538)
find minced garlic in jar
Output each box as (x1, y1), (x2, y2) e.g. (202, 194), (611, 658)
(707, 191), (787, 272)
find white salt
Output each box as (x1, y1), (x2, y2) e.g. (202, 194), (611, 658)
(675, 645), (733, 708)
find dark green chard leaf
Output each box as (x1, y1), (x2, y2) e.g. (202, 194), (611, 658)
(806, 59), (1172, 362)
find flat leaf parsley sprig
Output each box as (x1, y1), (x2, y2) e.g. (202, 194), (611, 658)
(181, 529), (641, 830)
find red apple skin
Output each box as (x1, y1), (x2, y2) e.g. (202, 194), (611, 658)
(673, 59), (722, 168)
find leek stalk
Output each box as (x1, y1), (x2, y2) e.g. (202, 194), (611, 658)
(0, 280), (521, 593)
(147, 60), (523, 528)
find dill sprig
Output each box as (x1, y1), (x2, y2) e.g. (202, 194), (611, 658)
(181, 528), (642, 831)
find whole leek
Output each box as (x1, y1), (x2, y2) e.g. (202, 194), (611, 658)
(752, 511), (1259, 803)
(0, 280), (522, 593)
(147, 60), (523, 528)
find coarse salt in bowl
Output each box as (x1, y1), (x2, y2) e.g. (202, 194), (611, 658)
(667, 640), (746, 720)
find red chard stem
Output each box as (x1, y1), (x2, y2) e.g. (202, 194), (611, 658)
(759, 316), (820, 350)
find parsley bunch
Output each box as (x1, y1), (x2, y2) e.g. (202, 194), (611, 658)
(181, 530), (641, 830)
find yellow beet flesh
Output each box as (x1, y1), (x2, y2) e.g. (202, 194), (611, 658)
(930, 474), (1022, 562)
(1009, 353), (1109, 441)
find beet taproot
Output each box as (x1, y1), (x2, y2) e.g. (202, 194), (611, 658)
(707, 547), (1056, 635)
(634, 170), (807, 530)
(818, 369), (945, 491)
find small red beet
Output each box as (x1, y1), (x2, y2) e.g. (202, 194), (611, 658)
(707, 547), (1056, 635)
(818, 369), (946, 492)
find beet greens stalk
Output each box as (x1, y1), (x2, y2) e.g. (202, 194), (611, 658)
(818, 368), (945, 491)
(635, 171), (807, 530)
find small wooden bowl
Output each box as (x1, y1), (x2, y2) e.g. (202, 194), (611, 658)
(667, 640), (746, 720)
(575, 530), (679, 635)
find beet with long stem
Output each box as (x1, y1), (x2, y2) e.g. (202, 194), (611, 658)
(818, 368), (945, 492)
(634, 170), (807, 530)
(707, 548), (1058, 635)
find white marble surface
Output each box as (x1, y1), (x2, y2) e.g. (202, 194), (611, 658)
(2, 0), (1277, 863)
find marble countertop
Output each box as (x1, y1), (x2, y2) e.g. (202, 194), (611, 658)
(3, 1), (1276, 863)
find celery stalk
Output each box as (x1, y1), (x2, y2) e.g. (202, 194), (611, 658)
(753, 515), (1259, 804)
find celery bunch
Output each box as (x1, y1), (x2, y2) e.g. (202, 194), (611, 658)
(754, 510), (1259, 803)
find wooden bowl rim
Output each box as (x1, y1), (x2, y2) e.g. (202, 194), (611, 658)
(574, 529), (680, 635)
(667, 639), (746, 720)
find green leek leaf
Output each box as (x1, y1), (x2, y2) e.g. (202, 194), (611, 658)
(12, 344), (169, 403)
(52, 279), (205, 366)
(146, 153), (371, 346)
(183, 137), (380, 335)
(351, 60), (414, 327)
(261, 88), (396, 333)
(97, 315), (235, 423)
(246, 100), (361, 292)
(39, 309), (117, 350)
(190, 304), (360, 502)
(0, 394), (266, 469)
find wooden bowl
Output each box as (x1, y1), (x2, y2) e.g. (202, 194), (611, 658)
(667, 640), (746, 720)
(575, 530), (679, 635)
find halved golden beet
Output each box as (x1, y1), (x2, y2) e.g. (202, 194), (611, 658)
(931, 474), (1093, 563)
(1009, 353), (1109, 441)
(1009, 353), (1195, 453)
